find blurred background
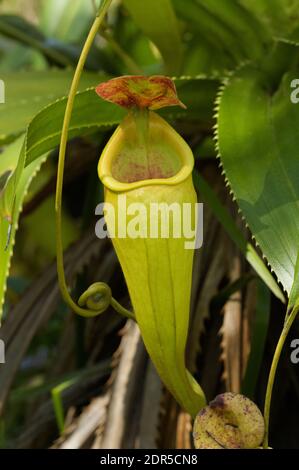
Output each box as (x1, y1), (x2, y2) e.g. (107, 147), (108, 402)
(0, 0), (299, 449)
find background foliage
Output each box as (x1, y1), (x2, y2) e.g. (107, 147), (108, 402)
(0, 0), (298, 449)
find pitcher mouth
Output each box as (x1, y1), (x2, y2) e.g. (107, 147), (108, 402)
(98, 112), (194, 193)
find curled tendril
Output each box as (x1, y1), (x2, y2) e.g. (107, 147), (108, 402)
(78, 282), (112, 312)
(78, 282), (134, 320)
(54, 0), (134, 322)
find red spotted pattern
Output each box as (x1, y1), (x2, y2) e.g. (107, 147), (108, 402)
(95, 75), (186, 111)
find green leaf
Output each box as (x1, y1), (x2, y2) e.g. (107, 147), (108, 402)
(240, 0), (299, 36)
(51, 377), (76, 433)
(172, 0), (268, 64)
(0, 136), (46, 322)
(21, 195), (80, 264)
(50, 362), (111, 433)
(123, 0), (183, 74)
(173, 76), (219, 122)
(194, 0), (269, 59)
(0, 70), (108, 143)
(217, 64), (299, 300)
(289, 252), (299, 310)
(172, 0), (239, 62)
(182, 36), (234, 76)
(193, 171), (285, 302)
(25, 89), (125, 166)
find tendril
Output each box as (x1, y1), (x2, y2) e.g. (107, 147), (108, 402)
(78, 282), (134, 320)
(263, 303), (299, 448)
(55, 0), (134, 322)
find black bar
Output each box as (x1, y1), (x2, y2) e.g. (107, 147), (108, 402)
(0, 449), (296, 467)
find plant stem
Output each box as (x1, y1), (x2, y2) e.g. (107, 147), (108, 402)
(55, 0), (133, 320)
(263, 304), (299, 448)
